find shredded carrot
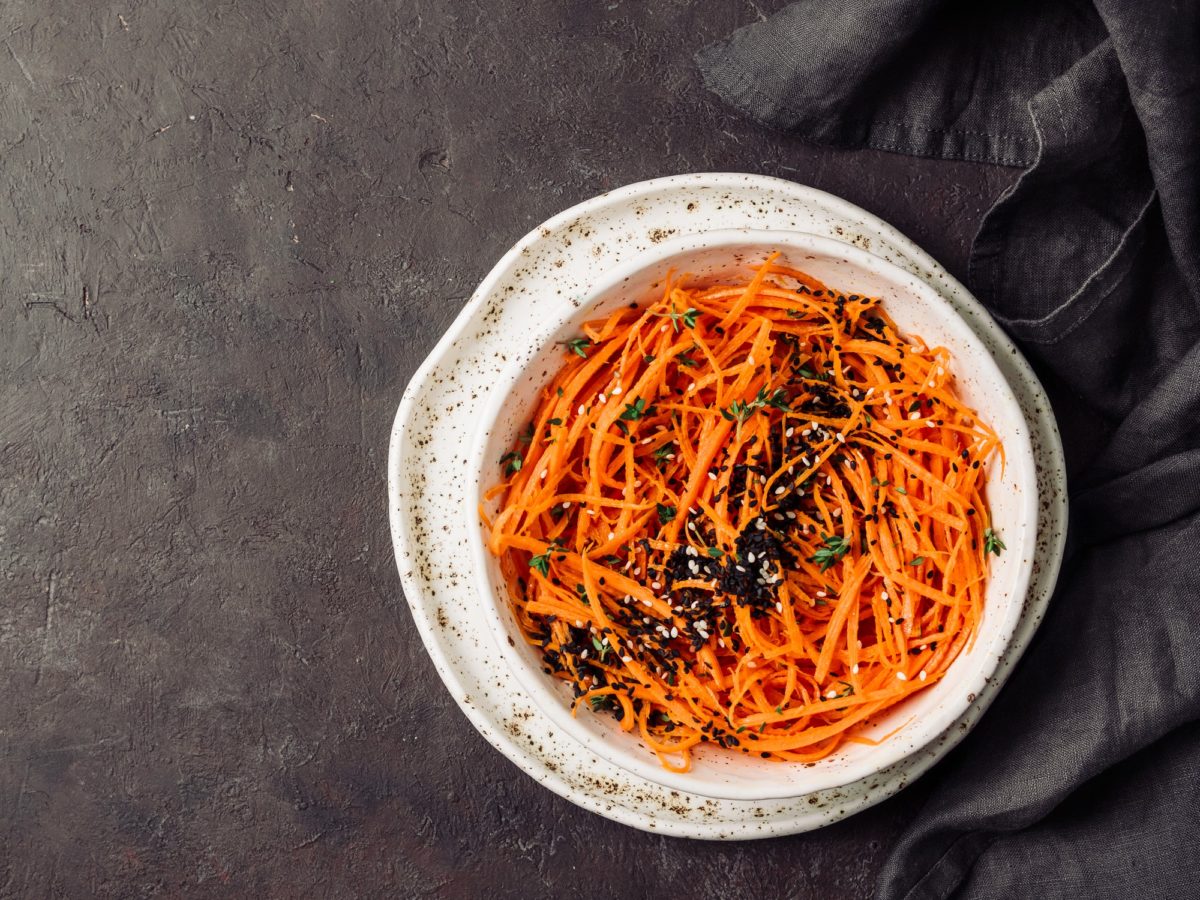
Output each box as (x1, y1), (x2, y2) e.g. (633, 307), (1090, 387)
(483, 256), (1003, 772)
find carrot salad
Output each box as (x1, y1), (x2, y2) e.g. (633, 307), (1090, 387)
(482, 254), (1004, 772)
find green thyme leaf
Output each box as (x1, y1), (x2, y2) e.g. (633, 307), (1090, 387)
(808, 534), (850, 572)
(564, 337), (591, 358)
(499, 450), (523, 475)
(984, 527), (1006, 556)
(620, 397), (647, 421)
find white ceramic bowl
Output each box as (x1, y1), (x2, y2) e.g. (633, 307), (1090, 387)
(466, 228), (1037, 802)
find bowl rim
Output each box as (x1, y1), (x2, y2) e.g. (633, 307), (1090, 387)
(464, 226), (1038, 802)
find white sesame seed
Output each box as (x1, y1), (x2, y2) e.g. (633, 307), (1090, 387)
(775, 602), (783, 613)
(561, 501), (570, 509)
(581, 650), (588, 658)
(670, 627), (678, 638)
(640, 437), (652, 444)
(909, 411), (921, 420)
(827, 689), (838, 698)
(748, 355), (755, 365)
(540, 469), (548, 479)
(774, 486), (786, 496)
(836, 432), (845, 443)
(718, 639), (726, 649)
(598, 393), (607, 404)
(622, 655), (632, 663)
(851, 664), (859, 674)
(578, 404), (586, 416)
(919, 670), (927, 681)
(607, 532), (615, 540)
(816, 591), (826, 598)
(612, 386), (622, 395)
(896, 671), (907, 680)
(688, 382), (696, 392)
(832, 508), (842, 518)
(786, 427), (794, 437)
(881, 591), (889, 601)
(707, 471), (717, 481)
(651, 582), (661, 590)
(576, 620), (584, 627)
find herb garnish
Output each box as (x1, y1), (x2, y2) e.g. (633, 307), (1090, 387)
(984, 527), (1005, 556)
(808, 534), (850, 571)
(655, 305), (699, 332)
(620, 397), (647, 421)
(722, 386), (790, 424)
(721, 399), (754, 425)
(563, 337), (591, 358)
(529, 542), (562, 576)
(591, 636), (610, 660)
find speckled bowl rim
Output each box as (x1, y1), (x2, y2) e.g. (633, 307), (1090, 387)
(388, 172), (1068, 839)
(464, 227), (1038, 802)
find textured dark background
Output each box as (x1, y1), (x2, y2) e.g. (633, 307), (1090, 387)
(0, 2), (1016, 896)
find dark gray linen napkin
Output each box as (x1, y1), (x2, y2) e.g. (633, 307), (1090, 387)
(699, 2), (1200, 897)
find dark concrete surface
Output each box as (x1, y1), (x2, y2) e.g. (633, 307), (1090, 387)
(0, 2), (1016, 896)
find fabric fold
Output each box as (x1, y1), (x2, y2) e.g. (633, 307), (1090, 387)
(697, 1), (1200, 896)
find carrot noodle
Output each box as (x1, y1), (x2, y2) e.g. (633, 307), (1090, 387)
(482, 256), (1003, 772)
